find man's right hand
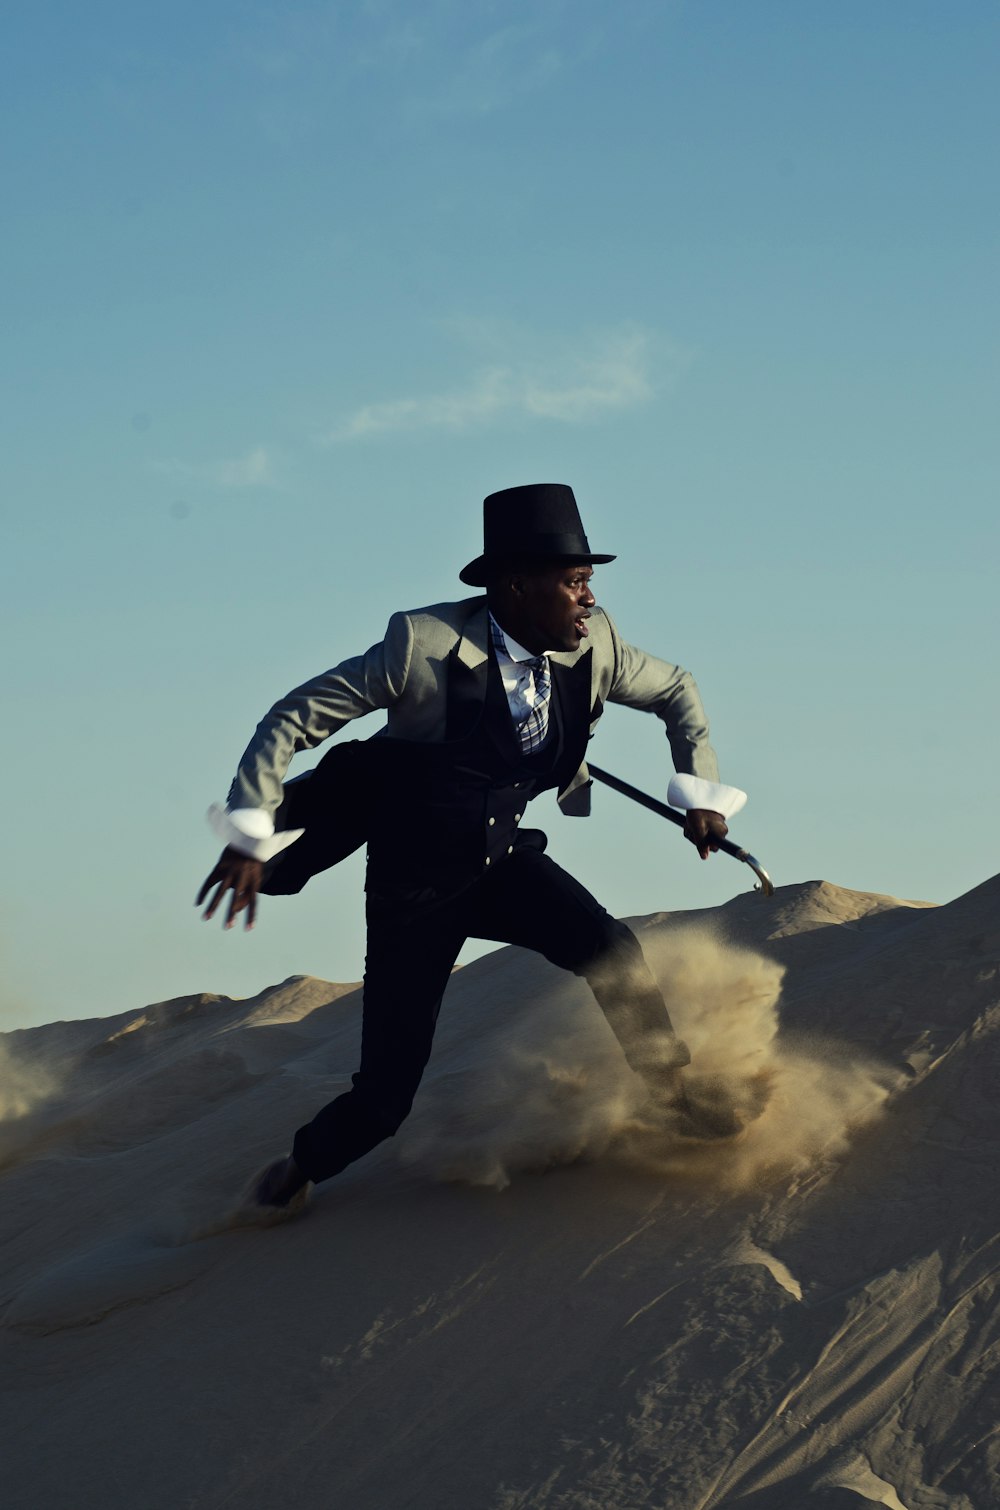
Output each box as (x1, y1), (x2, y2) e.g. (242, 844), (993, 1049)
(196, 847), (265, 930)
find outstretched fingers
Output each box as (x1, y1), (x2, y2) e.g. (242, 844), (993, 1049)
(195, 850), (263, 929)
(195, 865), (225, 912)
(225, 877), (257, 930)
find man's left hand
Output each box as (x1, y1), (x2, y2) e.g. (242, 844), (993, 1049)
(683, 808), (728, 860)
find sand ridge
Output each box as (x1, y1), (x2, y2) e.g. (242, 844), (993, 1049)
(1, 876), (998, 1509)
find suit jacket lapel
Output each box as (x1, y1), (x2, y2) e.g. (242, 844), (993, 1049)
(456, 601), (490, 671)
(548, 650), (593, 785)
(445, 602), (490, 741)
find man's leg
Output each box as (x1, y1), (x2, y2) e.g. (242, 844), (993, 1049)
(458, 847), (690, 1086)
(289, 907), (465, 1184)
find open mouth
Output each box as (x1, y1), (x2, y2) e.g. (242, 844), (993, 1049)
(574, 615), (590, 637)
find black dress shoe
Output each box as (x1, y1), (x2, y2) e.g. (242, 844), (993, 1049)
(253, 1155), (310, 1210)
(641, 1071), (739, 1141)
(643, 1066), (690, 1112)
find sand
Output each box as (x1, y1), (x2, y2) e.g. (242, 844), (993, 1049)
(2, 875), (998, 1509)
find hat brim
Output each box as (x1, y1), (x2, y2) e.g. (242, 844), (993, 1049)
(459, 551), (617, 588)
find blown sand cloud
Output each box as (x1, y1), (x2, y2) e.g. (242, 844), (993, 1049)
(400, 927), (896, 1194)
(0, 1043), (58, 1123)
(2, 876), (998, 1509)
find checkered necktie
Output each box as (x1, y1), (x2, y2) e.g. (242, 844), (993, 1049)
(517, 654), (552, 754)
(489, 618), (553, 753)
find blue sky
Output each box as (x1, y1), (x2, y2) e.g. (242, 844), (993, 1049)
(2, 1), (997, 1029)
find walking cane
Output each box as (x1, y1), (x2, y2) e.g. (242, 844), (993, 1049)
(587, 763), (775, 897)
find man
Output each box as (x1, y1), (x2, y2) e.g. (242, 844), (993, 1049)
(197, 484), (744, 1212)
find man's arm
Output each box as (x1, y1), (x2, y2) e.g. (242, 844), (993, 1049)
(197, 611), (415, 928)
(228, 611), (416, 818)
(599, 610), (741, 860)
(601, 609), (720, 783)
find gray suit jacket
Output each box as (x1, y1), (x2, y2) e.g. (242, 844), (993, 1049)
(229, 597), (720, 821)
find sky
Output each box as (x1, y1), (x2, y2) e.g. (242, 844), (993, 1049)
(2, 0), (997, 1030)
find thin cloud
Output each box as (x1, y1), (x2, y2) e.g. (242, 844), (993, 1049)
(213, 446), (275, 487)
(324, 328), (658, 443)
(226, 3), (599, 138)
(405, 21), (569, 118)
(154, 446), (278, 489)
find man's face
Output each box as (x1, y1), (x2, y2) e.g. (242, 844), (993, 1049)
(511, 563), (597, 654)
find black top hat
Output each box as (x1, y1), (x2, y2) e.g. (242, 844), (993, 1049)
(459, 483), (616, 587)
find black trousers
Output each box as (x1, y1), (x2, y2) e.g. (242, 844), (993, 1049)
(291, 846), (688, 1183)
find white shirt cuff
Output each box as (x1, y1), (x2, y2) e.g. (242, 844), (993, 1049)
(207, 804), (304, 862)
(666, 774), (747, 819)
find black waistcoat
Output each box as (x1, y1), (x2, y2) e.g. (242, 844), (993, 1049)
(261, 644), (594, 904)
(364, 649), (573, 910)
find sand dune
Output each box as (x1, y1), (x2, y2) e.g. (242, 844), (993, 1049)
(2, 876), (998, 1509)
